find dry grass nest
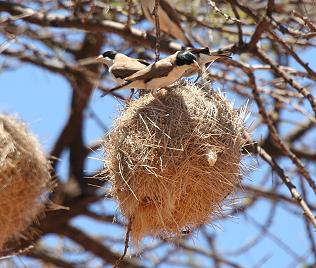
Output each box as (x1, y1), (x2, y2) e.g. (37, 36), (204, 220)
(0, 115), (52, 250)
(104, 82), (247, 241)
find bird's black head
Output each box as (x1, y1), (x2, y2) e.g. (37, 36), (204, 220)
(175, 51), (197, 66)
(102, 50), (118, 60)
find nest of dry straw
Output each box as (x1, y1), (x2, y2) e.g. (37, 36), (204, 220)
(104, 82), (247, 241)
(0, 115), (52, 250)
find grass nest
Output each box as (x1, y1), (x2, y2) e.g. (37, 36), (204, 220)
(0, 115), (52, 250)
(104, 82), (247, 241)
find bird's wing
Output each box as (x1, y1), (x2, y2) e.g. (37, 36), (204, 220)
(111, 67), (140, 80)
(102, 60), (174, 97)
(111, 59), (149, 79)
(124, 60), (174, 83)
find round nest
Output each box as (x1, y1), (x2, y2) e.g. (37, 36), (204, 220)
(0, 115), (52, 250)
(104, 83), (247, 241)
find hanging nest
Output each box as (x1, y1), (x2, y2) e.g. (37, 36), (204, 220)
(0, 115), (52, 250)
(103, 82), (247, 241)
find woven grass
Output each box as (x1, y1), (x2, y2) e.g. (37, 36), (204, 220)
(104, 83), (247, 241)
(0, 115), (51, 249)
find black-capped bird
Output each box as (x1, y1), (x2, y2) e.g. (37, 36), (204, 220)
(96, 50), (150, 83)
(140, 0), (192, 46)
(102, 50), (200, 96)
(188, 47), (232, 67)
(185, 47), (232, 77)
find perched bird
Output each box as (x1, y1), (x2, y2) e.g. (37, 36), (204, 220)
(185, 47), (232, 77)
(102, 50), (200, 96)
(140, 0), (192, 46)
(96, 50), (150, 83)
(187, 47), (232, 67)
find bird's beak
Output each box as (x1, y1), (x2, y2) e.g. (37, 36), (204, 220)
(96, 55), (103, 62)
(193, 60), (200, 69)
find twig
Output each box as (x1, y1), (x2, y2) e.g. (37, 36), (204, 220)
(230, 2), (243, 46)
(268, 29), (316, 80)
(153, 0), (160, 61)
(82, 0), (96, 22)
(209, 0), (243, 24)
(113, 217), (133, 268)
(249, 70), (316, 195)
(247, 19), (268, 50)
(246, 212), (303, 260)
(0, 36), (16, 54)
(28, 249), (76, 268)
(178, 242), (244, 268)
(0, 245), (34, 260)
(300, 177), (316, 260)
(292, 10), (316, 32)
(126, 0), (132, 29)
(255, 48), (316, 118)
(266, 0), (275, 16)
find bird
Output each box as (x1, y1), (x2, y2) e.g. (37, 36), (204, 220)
(102, 50), (200, 97)
(96, 50), (150, 83)
(185, 47), (232, 76)
(187, 47), (232, 67)
(140, 0), (192, 46)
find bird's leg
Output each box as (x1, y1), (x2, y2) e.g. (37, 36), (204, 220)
(124, 88), (135, 105)
(194, 68), (203, 83)
(129, 88), (135, 100)
(138, 89), (146, 98)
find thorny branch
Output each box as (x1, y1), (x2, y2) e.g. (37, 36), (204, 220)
(153, 0), (161, 61)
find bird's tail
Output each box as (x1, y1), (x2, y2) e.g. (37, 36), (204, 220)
(101, 81), (129, 97)
(188, 47), (232, 58)
(209, 50), (232, 58)
(187, 47), (210, 54)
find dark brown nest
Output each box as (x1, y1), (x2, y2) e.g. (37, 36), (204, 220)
(0, 115), (52, 250)
(104, 83), (247, 241)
